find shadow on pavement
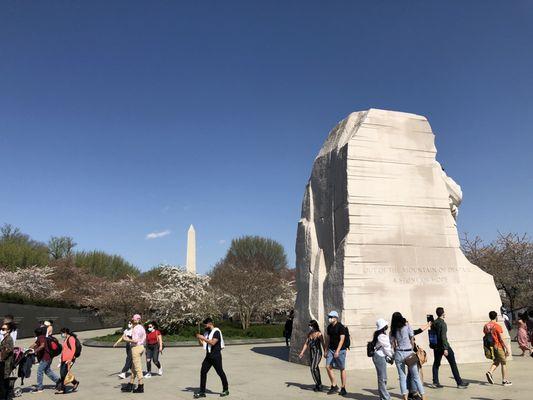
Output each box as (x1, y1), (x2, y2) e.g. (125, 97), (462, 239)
(284, 381), (316, 391)
(361, 388), (404, 399)
(182, 387), (219, 395)
(250, 346), (289, 361)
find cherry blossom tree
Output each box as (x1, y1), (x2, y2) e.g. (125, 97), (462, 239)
(0, 265), (60, 300)
(147, 265), (217, 332)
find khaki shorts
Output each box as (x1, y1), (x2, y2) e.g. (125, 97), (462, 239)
(493, 347), (507, 365)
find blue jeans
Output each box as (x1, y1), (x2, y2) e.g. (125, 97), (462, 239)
(326, 349), (346, 370)
(372, 354), (391, 400)
(36, 360), (59, 390)
(394, 351), (424, 395)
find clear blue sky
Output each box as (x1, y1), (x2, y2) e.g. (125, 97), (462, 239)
(1, 1), (531, 273)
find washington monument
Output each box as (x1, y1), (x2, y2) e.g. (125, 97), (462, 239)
(186, 224), (196, 273)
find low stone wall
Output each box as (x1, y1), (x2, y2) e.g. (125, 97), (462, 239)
(0, 302), (120, 338)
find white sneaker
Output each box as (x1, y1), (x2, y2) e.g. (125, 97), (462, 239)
(118, 373), (126, 379)
(158, 367), (163, 376)
(144, 373), (152, 379)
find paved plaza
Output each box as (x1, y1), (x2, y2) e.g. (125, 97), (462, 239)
(17, 329), (531, 400)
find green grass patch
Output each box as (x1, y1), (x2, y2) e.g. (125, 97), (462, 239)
(93, 321), (284, 342)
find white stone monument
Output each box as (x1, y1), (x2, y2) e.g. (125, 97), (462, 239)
(186, 224), (196, 274)
(289, 108), (508, 369)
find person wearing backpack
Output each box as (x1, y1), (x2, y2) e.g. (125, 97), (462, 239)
(431, 307), (468, 389)
(55, 328), (80, 394)
(484, 311), (512, 386)
(29, 327), (60, 393)
(324, 311), (348, 396)
(370, 318), (393, 400)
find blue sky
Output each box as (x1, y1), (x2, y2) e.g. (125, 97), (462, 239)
(1, 1), (532, 273)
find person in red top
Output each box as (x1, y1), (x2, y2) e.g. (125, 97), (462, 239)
(484, 311), (512, 386)
(144, 321), (163, 378)
(56, 328), (80, 394)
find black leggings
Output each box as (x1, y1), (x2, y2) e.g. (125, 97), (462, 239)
(309, 346), (322, 386)
(121, 344), (132, 373)
(59, 362), (78, 391)
(146, 344), (161, 373)
(200, 353), (228, 392)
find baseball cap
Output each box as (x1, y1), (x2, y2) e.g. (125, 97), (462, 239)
(328, 311), (339, 318)
(132, 314), (141, 321)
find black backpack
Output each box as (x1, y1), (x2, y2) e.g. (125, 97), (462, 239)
(483, 324), (496, 359)
(46, 336), (62, 359)
(367, 339), (376, 357)
(67, 336), (83, 358)
(342, 324), (351, 349)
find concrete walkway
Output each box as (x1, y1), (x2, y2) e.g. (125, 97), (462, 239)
(13, 332), (531, 400)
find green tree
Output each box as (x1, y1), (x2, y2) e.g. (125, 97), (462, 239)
(210, 236), (293, 329)
(74, 250), (140, 279)
(48, 236), (77, 260)
(0, 224), (49, 269)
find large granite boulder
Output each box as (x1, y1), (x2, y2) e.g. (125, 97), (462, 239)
(289, 108), (507, 369)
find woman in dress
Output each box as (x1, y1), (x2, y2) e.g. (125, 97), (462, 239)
(298, 320), (325, 392)
(517, 313), (531, 356)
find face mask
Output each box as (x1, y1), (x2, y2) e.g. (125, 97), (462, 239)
(328, 318), (334, 323)
(0, 330), (6, 336)
(148, 327), (154, 332)
(61, 333), (66, 339)
(308, 326), (314, 332)
(128, 323), (132, 328)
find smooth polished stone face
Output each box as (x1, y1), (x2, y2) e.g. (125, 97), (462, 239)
(289, 108), (507, 369)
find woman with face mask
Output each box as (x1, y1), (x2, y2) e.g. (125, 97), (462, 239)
(0, 322), (15, 400)
(55, 328), (80, 394)
(144, 321), (163, 378)
(114, 321), (134, 379)
(298, 320), (325, 392)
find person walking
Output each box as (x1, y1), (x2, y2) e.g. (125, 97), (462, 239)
(0, 321), (15, 400)
(484, 311), (512, 386)
(193, 318), (229, 398)
(283, 312), (294, 348)
(371, 318), (393, 400)
(144, 321), (163, 378)
(29, 327), (60, 393)
(121, 314), (146, 393)
(114, 321), (134, 379)
(389, 312), (425, 400)
(431, 307), (469, 389)
(324, 311), (348, 396)
(55, 328), (80, 394)
(517, 313), (531, 356)
(298, 320), (325, 392)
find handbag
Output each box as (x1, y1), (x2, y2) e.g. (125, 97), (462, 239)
(414, 342), (427, 365)
(404, 352), (419, 368)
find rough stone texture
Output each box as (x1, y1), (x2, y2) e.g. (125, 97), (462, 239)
(186, 224), (196, 273)
(289, 109), (508, 369)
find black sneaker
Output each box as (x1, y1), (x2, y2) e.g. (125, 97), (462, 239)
(220, 390), (230, 397)
(327, 385), (339, 395)
(457, 382), (469, 389)
(313, 385), (322, 392)
(121, 383), (134, 393)
(502, 380), (512, 386)
(193, 393), (206, 399)
(486, 371), (494, 384)
(132, 384), (144, 393)
(339, 387), (347, 396)
(431, 383), (443, 388)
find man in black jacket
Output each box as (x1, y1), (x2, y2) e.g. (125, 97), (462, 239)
(431, 307), (469, 389)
